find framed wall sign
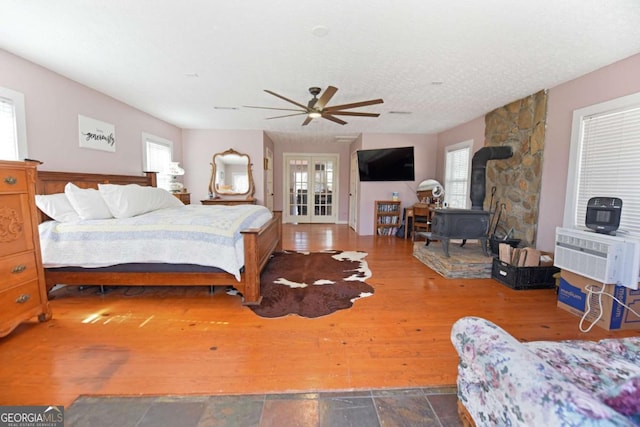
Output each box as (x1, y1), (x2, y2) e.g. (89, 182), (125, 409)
(78, 114), (116, 152)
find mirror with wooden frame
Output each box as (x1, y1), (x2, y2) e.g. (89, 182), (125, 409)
(209, 148), (255, 199)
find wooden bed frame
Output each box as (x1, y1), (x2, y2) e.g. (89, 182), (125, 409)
(36, 170), (282, 305)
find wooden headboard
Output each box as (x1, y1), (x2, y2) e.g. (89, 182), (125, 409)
(36, 170), (157, 222)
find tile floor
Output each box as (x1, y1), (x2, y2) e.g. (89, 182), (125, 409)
(66, 387), (463, 427)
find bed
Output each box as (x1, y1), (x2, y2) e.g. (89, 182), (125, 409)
(35, 170), (282, 305)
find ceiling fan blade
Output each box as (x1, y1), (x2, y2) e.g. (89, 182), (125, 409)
(301, 116), (313, 126)
(321, 113), (347, 125)
(244, 105), (305, 112)
(266, 112), (308, 120)
(328, 111), (380, 117)
(324, 98), (384, 112)
(264, 90), (310, 111)
(314, 86), (338, 110)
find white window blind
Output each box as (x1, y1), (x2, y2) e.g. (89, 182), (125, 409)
(575, 106), (640, 236)
(444, 142), (472, 208)
(0, 96), (19, 161)
(143, 136), (173, 191)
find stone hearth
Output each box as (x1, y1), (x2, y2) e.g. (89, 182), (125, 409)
(413, 241), (492, 279)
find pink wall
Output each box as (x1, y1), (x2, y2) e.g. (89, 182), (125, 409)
(0, 49), (182, 175)
(538, 53), (640, 251)
(435, 116), (485, 183)
(356, 133), (438, 235)
(436, 53), (640, 252)
(181, 129), (265, 204)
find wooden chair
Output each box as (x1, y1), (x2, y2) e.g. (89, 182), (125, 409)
(412, 203), (431, 240)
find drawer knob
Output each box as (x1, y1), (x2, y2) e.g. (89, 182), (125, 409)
(12, 264), (27, 274)
(16, 294), (31, 304)
(4, 176), (17, 185)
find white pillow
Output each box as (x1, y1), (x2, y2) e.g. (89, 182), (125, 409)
(98, 183), (184, 218)
(64, 182), (114, 220)
(35, 193), (81, 222)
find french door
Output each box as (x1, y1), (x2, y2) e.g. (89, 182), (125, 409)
(284, 154), (338, 223)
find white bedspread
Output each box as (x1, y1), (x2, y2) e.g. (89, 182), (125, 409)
(38, 204), (273, 281)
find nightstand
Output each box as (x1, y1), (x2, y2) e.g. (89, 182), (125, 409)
(173, 192), (190, 204)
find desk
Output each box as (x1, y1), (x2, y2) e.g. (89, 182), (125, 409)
(404, 207), (414, 239)
(404, 204), (436, 240)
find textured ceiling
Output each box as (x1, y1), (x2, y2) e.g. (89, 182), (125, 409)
(2, 1), (640, 145)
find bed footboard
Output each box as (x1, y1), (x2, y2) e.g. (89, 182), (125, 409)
(237, 211), (282, 305)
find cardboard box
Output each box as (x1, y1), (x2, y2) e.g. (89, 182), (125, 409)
(489, 236), (520, 255)
(522, 247), (541, 267)
(499, 243), (513, 263)
(498, 245), (550, 267)
(557, 270), (640, 330)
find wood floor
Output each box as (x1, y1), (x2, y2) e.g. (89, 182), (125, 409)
(1, 223), (637, 407)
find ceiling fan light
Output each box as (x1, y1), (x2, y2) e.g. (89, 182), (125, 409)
(308, 111), (322, 119)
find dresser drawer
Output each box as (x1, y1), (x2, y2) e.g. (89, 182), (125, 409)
(0, 280), (42, 323)
(0, 168), (28, 193)
(0, 193), (33, 258)
(0, 252), (38, 292)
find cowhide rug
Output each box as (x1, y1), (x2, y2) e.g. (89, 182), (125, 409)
(229, 250), (374, 318)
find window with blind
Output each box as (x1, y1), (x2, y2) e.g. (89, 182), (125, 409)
(0, 87), (28, 161)
(444, 140), (473, 208)
(564, 92), (640, 238)
(142, 133), (174, 191)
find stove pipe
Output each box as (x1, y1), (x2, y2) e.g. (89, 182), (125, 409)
(470, 146), (513, 210)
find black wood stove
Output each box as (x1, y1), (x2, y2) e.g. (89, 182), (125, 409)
(427, 146), (513, 257)
(429, 209), (491, 257)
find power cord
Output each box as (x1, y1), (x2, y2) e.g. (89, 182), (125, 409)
(579, 283), (640, 332)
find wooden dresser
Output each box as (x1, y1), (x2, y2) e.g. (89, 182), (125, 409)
(0, 160), (51, 338)
(201, 197), (257, 206)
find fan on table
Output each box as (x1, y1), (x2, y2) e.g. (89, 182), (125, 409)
(244, 86), (383, 126)
(432, 184), (445, 203)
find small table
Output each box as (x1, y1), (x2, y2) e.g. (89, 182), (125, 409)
(201, 197), (257, 206)
(173, 192), (190, 204)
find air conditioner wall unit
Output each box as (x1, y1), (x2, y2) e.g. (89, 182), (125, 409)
(554, 227), (640, 290)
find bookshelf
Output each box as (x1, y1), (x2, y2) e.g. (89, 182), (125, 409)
(375, 200), (401, 237)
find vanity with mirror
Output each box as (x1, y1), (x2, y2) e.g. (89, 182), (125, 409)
(201, 148), (257, 205)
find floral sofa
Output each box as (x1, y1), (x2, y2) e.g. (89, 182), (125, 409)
(451, 316), (640, 426)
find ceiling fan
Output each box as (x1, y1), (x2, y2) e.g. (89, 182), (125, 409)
(244, 86), (383, 126)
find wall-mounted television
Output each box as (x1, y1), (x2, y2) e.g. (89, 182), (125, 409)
(357, 146), (415, 182)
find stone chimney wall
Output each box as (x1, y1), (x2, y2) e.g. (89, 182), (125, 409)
(484, 90), (548, 247)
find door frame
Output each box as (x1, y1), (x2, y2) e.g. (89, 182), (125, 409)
(264, 146), (274, 211)
(282, 152), (339, 224)
(349, 150), (359, 231)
